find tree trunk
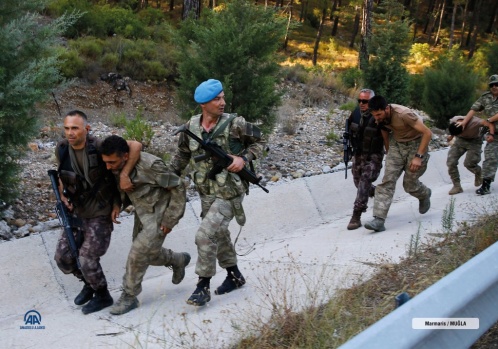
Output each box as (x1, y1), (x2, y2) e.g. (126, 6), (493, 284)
(331, 16), (339, 36)
(485, 0), (498, 34)
(468, 0), (483, 59)
(182, 0), (201, 20)
(427, 0), (442, 45)
(433, 0), (446, 47)
(312, 8), (327, 66)
(448, 0), (458, 49)
(423, 0), (436, 34)
(349, 7), (360, 48)
(283, 0), (294, 49)
(359, 0), (373, 70)
(460, 0), (469, 46)
(170, 0), (175, 11)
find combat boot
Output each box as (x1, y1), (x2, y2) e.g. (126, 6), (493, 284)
(347, 210), (362, 230)
(476, 178), (491, 195)
(170, 252), (191, 285)
(215, 266), (246, 295)
(419, 189), (431, 214)
(74, 281), (94, 305)
(364, 217), (386, 232)
(474, 168), (483, 187)
(187, 277), (211, 306)
(448, 181), (463, 195)
(82, 287), (113, 315)
(110, 291), (139, 315)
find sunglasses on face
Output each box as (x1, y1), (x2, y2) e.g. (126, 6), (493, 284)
(490, 83), (498, 88)
(358, 99), (369, 104)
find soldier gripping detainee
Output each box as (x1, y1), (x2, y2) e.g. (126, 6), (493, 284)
(100, 135), (190, 315)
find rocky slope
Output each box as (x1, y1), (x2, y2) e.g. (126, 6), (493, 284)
(0, 79), (449, 240)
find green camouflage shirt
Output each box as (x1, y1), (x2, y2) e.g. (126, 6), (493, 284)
(471, 91), (498, 118)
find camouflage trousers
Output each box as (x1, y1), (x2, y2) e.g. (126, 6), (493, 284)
(194, 194), (243, 277)
(122, 212), (175, 296)
(351, 152), (383, 212)
(446, 137), (482, 182)
(482, 140), (498, 181)
(373, 139), (430, 219)
(54, 215), (113, 290)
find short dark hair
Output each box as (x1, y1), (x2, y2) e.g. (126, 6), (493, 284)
(448, 122), (463, 136)
(101, 135), (130, 156)
(368, 95), (388, 111)
(65, 110), (88, 121)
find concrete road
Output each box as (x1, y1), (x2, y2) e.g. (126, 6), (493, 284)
(1, 147), (494, 349)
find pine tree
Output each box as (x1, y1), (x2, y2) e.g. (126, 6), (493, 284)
(0, 1), (78, 203)
(173, 0), (288, 133)
(364, 0), (411, 105)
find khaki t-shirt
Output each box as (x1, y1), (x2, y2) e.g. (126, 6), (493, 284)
(450, 115), (482, 139)
(382, 104), (422, 142)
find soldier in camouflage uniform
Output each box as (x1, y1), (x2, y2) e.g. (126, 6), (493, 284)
(346, 89), (388, 230)
(458, 74), (498, 195)
(446, 116), (495, 195)
(364, 96), (433, 232)
(100, 135), (189, 315)
(54, 110), (142, 315)
(169, 79), (265, 306)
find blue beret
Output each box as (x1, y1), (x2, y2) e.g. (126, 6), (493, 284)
(194, 79), (223, 103)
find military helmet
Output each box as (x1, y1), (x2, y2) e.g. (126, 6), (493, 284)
(489, 74), (498, 86)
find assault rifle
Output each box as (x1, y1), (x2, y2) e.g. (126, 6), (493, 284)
(174, 124), (269, 193)
(47, 170), (81, 268)
(343, 118), (353, 179)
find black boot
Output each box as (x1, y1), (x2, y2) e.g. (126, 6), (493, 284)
(476, 178), (491, 195)
(74, 281), (94, 306)
(187, 277), (211, 306)
(215, 265), (246, 295)
(81, 287), (113, 315)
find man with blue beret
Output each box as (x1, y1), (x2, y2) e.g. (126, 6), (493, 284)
(170, 79), (266, 306)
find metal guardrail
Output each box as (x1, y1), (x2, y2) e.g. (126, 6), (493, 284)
(339, 241), (498, 349)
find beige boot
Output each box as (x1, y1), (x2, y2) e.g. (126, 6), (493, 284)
(448, 181), (463, 195)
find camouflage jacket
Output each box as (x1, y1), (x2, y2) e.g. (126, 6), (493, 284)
(471, 91), (498, 120)
(123, 152), (186, 230)
(170, 113), (265, 199)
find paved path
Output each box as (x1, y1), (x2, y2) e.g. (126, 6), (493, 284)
(1, 148), (494, 349)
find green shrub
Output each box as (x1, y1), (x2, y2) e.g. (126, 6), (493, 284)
(486, 42), (498, 77)
(340, 68), (363, 89)
(173, 0), (287, 134)
(58, 49), (86, 78)
(409, 43), (433, 65)
(422, 57), (478, 130)
(100, 52), (119, 71)
(123, 110), (155, 147)
(339, 100), (357, 111)
(109, 112), (128, 127)
(408, 74), (425, 108)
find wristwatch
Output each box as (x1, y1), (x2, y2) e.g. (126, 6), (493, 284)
(415, 153), (424, 159)
(241, 156), (249, 164)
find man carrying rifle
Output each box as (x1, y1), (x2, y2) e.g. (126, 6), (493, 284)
(169, 79), (266, 306)
(345, 89), (387, 230)
(53, 110), (141, 314)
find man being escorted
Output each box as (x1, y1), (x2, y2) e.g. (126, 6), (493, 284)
(54, 110), (141, 314)
(364, 96), (433, 232)
(458, 74), (498, 195)
(446, 116), (495, 195)
(170, 79), (266, 306)
(100, 135), (190, 315)
(345, 89), (387, 230)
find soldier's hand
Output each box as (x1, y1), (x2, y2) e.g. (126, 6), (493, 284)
(111, 207), (121, 224)
(119, 173), (135, 192)
(160, 226), (172, 235)
(227, 155), (246, 172)
(409, 157), (422, 172)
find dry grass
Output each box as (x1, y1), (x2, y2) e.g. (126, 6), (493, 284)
(232, 204), (498, 349)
